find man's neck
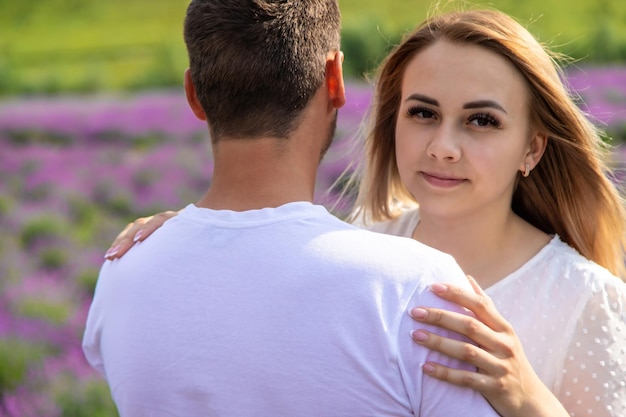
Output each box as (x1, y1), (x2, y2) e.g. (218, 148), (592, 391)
(196, 86), (337, 212)
(196, 137), (319, 211)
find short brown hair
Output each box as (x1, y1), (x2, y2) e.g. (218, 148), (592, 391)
(184, 0), (341, 141)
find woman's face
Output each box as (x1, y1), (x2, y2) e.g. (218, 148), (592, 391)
(395, 39), (535, 221)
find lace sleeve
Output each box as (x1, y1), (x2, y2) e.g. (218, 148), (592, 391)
(558, 279), (626, 417)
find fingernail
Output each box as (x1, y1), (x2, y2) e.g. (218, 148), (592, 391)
(104, 245), (120, 258)
(422, 363), (436, 374)
(410, 308), (428, 319)
(133, 230), (143, 242)
(411, 330), (429, 342)
(431, 283), (448, 294)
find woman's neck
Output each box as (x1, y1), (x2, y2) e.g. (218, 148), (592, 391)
(413, 209), (550, 289)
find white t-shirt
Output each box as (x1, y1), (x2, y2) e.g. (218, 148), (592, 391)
(367, 208), (626, 417)
(83, 202), (499, 417)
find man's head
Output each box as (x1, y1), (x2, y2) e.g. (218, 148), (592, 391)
(183, 0), (341, 142)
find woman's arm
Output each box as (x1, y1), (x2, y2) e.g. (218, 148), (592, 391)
(104, 211), (179, 259)
(410, 277), (569, 417)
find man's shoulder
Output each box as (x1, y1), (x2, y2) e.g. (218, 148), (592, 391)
(324, 224), (462, 276)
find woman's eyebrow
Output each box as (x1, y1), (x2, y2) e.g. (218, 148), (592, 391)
(405, 94), (507, 114)
(463, 100), (507, 114)
(405, 93), (439, 106)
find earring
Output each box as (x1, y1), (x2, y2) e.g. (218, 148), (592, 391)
(522, 162), (531, 177)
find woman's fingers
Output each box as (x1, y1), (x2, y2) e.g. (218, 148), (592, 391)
(411, 329), (503, 376)
(137, 211), (178, 239)
(411, 328), (483, 364)
(104, 216), (153, 260)
(421, 361), (491, 391)
(410, 307), (493, 349)
(430, 282), (509, 332)
(410, 304), (517, 360)
(466, 275), (487, 297)
(410, 326), (502, 376)
(103, 210), (178, 260)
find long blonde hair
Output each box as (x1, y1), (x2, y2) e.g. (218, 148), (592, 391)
(351, 9), (626, 278)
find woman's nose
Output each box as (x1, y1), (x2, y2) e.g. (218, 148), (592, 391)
(426, 124), (461, 162)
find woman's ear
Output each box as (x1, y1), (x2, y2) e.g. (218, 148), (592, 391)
(325, 51), (346, 109)
(184, 69), (207, 121)
(521, 131), (548, 172)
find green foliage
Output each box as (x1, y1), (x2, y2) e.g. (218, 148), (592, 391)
(1, 0), (625, 95)
(68, 196), (99, 244)
(0, 0), (188, 95)
(16, 299), (71, 325)
(20, 216), (65, 250)
(68, 195), (96, 225)
(132, 133), (168, 150)
(39, 247), (68, 270)
(0, 338), (49, 392)
(5, 129), (75, 147)
(341, 19), (402, 78)
(610, 123), (626, 143)
(338, 0), (626, 79)
(76, 267), (100, 295)
(133, 168), (161, 189)
(105, 195), (134, 218)
(55, 379), (119, 417)
(126, 42), (185, 91)
(0, 194), (13, 218)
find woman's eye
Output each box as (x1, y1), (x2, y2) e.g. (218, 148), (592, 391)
(468, 112), (501, 127)
(407, 106), (436, 119)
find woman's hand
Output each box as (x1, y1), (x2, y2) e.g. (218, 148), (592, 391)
(410, 276), (569, 417)
(104, 211), (179, 260)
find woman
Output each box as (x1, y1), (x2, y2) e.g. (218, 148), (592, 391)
(350, 9), (626, 417)
(103, 9), (626, 417)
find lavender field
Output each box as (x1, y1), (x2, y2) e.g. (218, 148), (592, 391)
(1, 67), (625, 415)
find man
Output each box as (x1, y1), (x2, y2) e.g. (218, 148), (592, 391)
(82, 1), (499, 415)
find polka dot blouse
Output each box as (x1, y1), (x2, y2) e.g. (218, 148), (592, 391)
(487, 235), (625, 417)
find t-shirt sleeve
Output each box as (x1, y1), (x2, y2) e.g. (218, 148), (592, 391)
(81, 263), (109, 377)
(397, 261), (500, 417)
(558, 278), (626, 417)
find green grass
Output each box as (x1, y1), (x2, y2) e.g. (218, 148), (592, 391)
(340, 0), (626, 42)
(1, 0), (625, 94)
(1, 0), (188, 93)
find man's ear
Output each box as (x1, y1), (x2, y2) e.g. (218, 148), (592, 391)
(325, 51), (346, 109)
(184, 69), (207, 121)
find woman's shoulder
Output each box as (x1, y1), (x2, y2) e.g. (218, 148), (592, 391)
(495, 236), (625, 357)
(540, 236), (626, 297)
(495, 235), (624, 304)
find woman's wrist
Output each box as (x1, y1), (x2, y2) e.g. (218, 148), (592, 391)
(515, 383), (569, 417)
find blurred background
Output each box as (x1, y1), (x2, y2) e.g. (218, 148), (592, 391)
(1, 0), (625, 415)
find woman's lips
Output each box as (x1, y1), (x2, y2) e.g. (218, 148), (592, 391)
(420, 171), (466, 188)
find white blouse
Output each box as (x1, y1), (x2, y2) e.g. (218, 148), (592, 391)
(365, 208), (626, 417)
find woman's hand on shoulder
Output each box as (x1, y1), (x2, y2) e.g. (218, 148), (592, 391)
(410, 276), (569, 417)
(104, 210), (179, 260)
